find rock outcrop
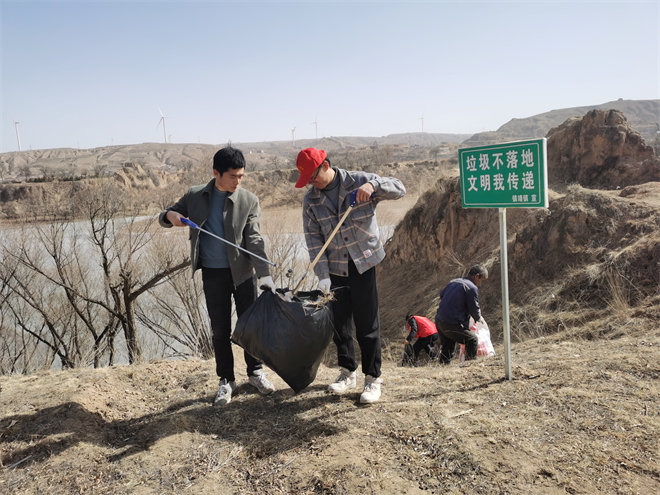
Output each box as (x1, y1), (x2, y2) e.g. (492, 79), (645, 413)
(547, 109), (659, 189)
(113, 163), (158, 189)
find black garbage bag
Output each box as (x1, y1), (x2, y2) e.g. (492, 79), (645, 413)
(232, 289), (334, 393)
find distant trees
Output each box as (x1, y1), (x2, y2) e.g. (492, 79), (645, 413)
(92, 163), (108, 178)
(429, 147), (441, 164)
(19, 164), (31, 180)
(268, 155), (281, 169)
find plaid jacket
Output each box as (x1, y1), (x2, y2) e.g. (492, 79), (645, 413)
(302, 168), (406, 279)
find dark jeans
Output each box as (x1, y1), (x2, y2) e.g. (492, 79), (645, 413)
(201, 268), (262, 382)
(412, 333), (439, 359)
(329, 261), (381, 378)
(403, 334), (439, 365)
(404, 333), (440, 364)
(435, 320), (478, 364)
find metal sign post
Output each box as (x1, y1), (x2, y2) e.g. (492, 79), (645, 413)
(499, 207), (512, 379)
(459, 138), (548, 380)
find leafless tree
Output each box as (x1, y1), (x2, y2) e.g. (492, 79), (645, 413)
(268, 155), (281, 169)
(262, 211), (316, 293)
(429, 146), (441, 164)
(0, 242), (80, 370)
(92, 163), (108, 178)
(0, 183), (190, 370)
(19, 164), (31, 181)
(70, 184), (189, 363)
(131, 228), (211, 359)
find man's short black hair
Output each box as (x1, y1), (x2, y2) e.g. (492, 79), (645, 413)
(405, 313), (413, 320)
(213, 146), (246, 176)
(467, 265), (488, 279)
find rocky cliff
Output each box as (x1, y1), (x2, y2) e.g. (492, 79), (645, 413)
(547, 109), (659, 189)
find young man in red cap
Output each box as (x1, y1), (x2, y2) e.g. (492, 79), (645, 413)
(295, 148), (406, 403)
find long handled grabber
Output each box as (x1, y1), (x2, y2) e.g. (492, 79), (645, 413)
(180, 217), (277, 267)
(292, 189), (370, 295)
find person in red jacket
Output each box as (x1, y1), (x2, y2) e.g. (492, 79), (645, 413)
(402, 314), (439, 365)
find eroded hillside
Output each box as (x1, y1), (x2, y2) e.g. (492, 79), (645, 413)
(378, 110), (660, 350)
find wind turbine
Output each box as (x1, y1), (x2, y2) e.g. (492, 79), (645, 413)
(156, 107), (168, 143)
(13, 117), (22, 151)
(311, 116), (318, 139)
(291, 126), (297, 145)
(418, 112), (425, 133)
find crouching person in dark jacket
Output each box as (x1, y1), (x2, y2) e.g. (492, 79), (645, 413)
(435, 265), (488, 364)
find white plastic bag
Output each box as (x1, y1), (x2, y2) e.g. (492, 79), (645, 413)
(458, 318), (495, 362)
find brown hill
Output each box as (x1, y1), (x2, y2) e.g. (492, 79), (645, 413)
(0, 133), (469, 184)
(463, 99), (659, 146)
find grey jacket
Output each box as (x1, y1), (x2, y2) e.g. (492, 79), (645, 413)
(159, 179), (271, 285)
(302, 168), (406, 279)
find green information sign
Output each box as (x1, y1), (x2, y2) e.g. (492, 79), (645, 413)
(459, 138), (548, 208)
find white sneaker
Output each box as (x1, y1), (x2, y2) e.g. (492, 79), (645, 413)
(248, 370), (275, 395)
(360, 375), (382, 404)
(328, 367), (357, 394)
(214, 378), (237, 406)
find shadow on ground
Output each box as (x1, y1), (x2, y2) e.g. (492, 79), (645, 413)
(1, 384), (341, 467)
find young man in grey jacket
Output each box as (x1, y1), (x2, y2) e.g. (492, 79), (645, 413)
(295, 148), (406, 404)
(159, 146), (276, 406)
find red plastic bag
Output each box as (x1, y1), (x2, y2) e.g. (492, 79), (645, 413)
(458, 318), (495, 362)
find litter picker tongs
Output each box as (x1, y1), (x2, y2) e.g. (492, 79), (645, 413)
(292, 189), (369, 295)
(180, 217), (277, 267)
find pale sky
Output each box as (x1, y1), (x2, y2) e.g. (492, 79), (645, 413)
(1, 0), (658, 152)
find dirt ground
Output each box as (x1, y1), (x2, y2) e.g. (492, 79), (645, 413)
(1, 320), (659, 495)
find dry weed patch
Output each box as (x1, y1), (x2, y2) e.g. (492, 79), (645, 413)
(2, 327), (660, 494)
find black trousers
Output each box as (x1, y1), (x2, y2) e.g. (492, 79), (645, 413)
(403, 334), (439, 365)
(435, 320), (478, 364)
(201, 267), (262, 382)
(411, 333), (439, 359)
(330, 261), (381, 378)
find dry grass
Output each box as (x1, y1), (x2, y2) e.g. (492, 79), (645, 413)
(1, 322), (659, 494)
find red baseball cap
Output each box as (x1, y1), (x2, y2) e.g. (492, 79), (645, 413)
(295, 148), (327, 188)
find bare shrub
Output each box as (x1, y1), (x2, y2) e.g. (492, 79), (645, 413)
(135, 233), (212, 359)
(262, 211), (316, 292)
(0, 183), (190, 372)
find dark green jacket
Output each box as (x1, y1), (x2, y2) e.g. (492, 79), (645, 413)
(159, 179), (271, 285)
